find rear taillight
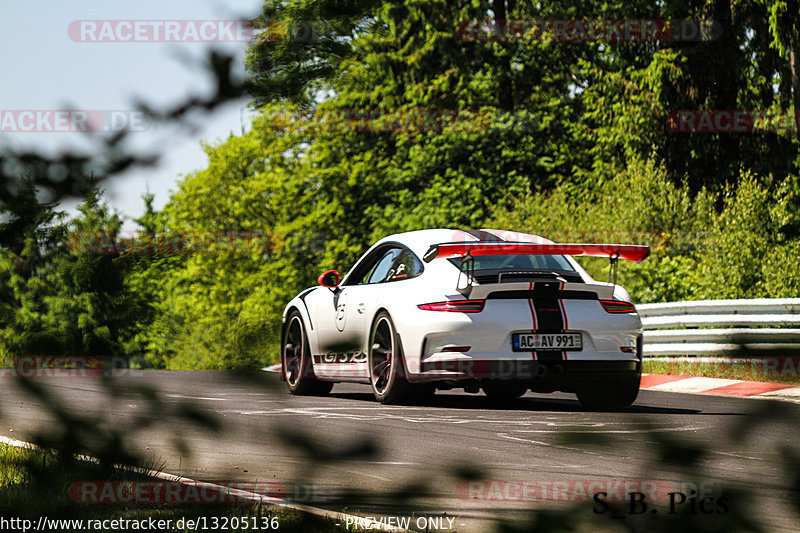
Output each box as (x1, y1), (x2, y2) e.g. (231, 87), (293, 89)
(417, 300), (485, 313)
(600, 300), (636, 313)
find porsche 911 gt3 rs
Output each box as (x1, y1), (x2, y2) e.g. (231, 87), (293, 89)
(280, 229), (650, 409)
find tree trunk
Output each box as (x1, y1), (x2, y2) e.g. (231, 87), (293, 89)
(790, 48), (800, 140)
(493, 0), (513, 111)
(710, 0), (739, 186)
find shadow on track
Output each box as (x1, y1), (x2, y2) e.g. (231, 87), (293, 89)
(326, 389), (703, 415)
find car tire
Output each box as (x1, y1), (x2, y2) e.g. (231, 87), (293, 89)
(576, 374), (640, 410)
(483, 381), (527, 401)
(368, 311), (419, 404)
(282, 311), (333, 396)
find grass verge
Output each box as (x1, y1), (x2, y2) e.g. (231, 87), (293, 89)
(0, 443), (366, 532)
(643, 357), (800, 385)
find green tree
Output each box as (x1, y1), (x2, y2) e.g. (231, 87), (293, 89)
(1, 185), (147, 358)
(35, 187), (135, 356)
(0, 178), (67, 360)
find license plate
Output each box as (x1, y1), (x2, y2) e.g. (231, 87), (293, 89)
(512, 332), (582, 351)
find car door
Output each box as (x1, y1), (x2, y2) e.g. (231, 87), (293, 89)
(340, 247), (401, 353)
(342, 246), (426, 353)
(314, 247), (399, 359)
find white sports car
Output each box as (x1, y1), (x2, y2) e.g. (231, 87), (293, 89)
(280, 229), (650, 409)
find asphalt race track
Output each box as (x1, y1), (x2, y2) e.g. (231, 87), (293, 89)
(1, 370), (799, 532)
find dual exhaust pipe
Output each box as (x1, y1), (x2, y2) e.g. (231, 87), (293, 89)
(535, 363), (565, 378)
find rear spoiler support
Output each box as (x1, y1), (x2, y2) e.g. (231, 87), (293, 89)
(607, 251), (620, 287)
(456, 252), (475, 296)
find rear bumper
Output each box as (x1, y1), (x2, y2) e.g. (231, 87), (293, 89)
(408, 353), (641, 393)
(416, 357), (639, 378)
(398, 301), (644, 375)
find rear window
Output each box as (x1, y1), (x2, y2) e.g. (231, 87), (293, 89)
(448, 254), (575, 272)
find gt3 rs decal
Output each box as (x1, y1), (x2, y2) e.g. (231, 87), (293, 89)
(526, 281), (570, 362)
(313, 351), (367, 364)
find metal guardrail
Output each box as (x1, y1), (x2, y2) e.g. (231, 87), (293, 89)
(637, 298), (800, 356)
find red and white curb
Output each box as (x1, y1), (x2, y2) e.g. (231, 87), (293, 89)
(640, 373), (800, 403)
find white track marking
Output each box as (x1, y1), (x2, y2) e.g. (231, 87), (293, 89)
(496, 433), (605, 454)
(507, 426), (704, 434)
(166, 394), (227, 401)
(754, 388), (800, 403)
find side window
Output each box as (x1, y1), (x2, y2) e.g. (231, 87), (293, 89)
(347, 245), (425, 285)
(386, 249), (423, 281)
(365, 249), (400, 284)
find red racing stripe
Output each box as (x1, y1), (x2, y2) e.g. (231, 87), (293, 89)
(559, 282), (568, 361)
(527, 281), (537, 361)
(531, 282), (565, 363)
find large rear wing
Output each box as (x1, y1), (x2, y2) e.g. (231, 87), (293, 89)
(423, 241), (650, 294)
(422, 242), (651, 263)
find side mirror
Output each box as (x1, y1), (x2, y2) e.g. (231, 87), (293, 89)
(318, 270), (340, 288)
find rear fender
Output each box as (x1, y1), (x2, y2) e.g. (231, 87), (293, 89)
(282, 291), (322, 365)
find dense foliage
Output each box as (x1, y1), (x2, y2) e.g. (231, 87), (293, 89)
(2, 0), (799, 369)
